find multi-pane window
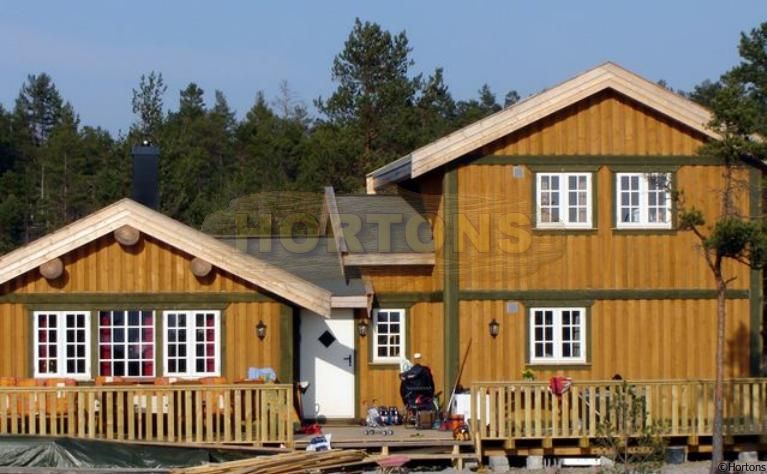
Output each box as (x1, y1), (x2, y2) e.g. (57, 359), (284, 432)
(536, 173), (592, 228)
(164, 311), (220, 377)
(529, 307), (586, 364)
(372, 309), (406, 363)
(98, 310), (154, 377)
(616, 173), (672, 228)
(33, 311), (90, 379)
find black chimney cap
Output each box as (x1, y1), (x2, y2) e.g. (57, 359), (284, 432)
(131, 144), (159, 209)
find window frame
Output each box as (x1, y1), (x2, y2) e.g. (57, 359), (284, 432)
(162, 310), (222, 378)
(97, 310), (156, 378)
(615, 172), (673, 229)
(535, 172), (594, 229)
(371, 308), (407, 364)
(528, 306), (587, 365)
(33, 310), (92, 380)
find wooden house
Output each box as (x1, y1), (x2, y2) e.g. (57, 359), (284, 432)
(0, 62), (764, 452)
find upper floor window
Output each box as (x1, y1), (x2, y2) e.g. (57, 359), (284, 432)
(372, 309), (406, 364)
(536, 173), (593, 229)
(529, 307), (586, 364)
(616, 173), (672, 229)
(34, 311), (91, 379)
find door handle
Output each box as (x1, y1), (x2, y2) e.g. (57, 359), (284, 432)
(343, 354), (352, 368)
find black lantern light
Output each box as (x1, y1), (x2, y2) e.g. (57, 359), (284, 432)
(489, 318), (500, 338)
(357, 318), (369, 337)
(256, 320), (267, 340)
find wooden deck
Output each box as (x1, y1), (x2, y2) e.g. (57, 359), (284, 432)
(0, 384), (293, 446)
(295, 424), (476, 466)
(470, 378), (767, 455)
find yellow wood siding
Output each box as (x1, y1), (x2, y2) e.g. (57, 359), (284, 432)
(481, 90), (707, 156)
(2, 234), (257, 294)
(357, 302), (443, 415)
(456, 164), (750, 290)
(459, 298), (751, 382)
(0, 234), (283, 380)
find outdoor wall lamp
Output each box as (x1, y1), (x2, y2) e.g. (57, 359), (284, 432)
(357, 319), (369, 337)
(489, 318), (500, 338)
(256, 320), (267, 340)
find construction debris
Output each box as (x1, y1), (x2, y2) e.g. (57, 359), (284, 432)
(170, 449), (370, 474)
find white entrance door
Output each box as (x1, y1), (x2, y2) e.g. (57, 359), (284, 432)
(299, 309), (355, 420)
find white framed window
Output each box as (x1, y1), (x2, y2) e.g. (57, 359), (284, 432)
(33, 311), (91, 379)
(529, 307), (586, 364)
(616, 172), (672, 229)
(372, 309), (406, 363)
(536, 173), (593, 228)
(98, 310), (155, 378)
(163, 310), (221, 377)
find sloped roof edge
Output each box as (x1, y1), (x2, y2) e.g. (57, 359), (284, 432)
(0, 199), (335, 316)
(366, 62), (717, 191)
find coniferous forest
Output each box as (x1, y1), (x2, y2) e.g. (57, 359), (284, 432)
(0, 18), (764, 253)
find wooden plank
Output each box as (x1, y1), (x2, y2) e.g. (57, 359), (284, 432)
(245, 389), (253, 443)
(87, 392), (95, 438)
(167, 390), (175, 442)
(116, 391), (124, 440)
(234, 389), (242, 443)
(223, 390), (232, 442)
(67, 392), (76, 436)
(127, 390), (135, 440)
(38, 392), (45, 436)
(184, 390), (192, 442)
(671, 384), (679, 435)
(9, 393), (17, 435)
(156, 391), (165, 442)
(145, 392), (153, 441)
(195, 390), (203, 443)
(106, 391), (114, 440)
(534, 386), (542, 437)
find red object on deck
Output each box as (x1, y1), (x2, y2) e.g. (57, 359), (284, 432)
(548, 376), (572, 397)
(376, 455), (410, 468)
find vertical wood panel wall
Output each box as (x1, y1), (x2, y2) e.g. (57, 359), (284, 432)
(0, 234), (284, 380)
(459, 298), (752, 382)
(356, 302), (443, 415)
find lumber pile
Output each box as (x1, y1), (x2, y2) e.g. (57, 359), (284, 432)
(171, 449), (370, 474)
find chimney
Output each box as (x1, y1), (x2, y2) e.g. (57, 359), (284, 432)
(131, 142), (159, 209)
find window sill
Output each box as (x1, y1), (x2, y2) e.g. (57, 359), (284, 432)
(368, 362), (401, 370)
(532, 228), (597, 234)
(526, 362), (591, 370)
(612, 227), (676, 235)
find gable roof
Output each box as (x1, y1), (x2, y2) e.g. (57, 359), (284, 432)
(0, 199), (338, 316)
(366, 62), (718, 192)
(320, 187), (436, 266)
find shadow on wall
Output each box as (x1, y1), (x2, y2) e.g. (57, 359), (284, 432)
(726, 322), (750, 377)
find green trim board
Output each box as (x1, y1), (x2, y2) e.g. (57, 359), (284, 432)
(279, 304), (293, 384)
(459, 289), (751, 301)
(1, 292), (274, 305)
(442, 167), (459, 404)
(749, 167), (763, 376)
(374, 291), (443, 307)
(471, 154), (726, 167)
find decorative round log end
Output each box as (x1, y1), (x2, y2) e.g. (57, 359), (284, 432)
(114, 225), (140, 246)
(190, 257), (213, 278)
(39, 258), (64, 280)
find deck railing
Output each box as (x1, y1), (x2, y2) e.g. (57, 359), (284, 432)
(470, 379), (767, 441)
(0, 383), (293, 446)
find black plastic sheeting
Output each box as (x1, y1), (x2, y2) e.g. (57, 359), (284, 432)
(0, 436), (251, 469)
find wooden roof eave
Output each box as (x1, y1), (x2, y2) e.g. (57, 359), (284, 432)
(0, 199), (334, 317)
(366, 62), (720, 191)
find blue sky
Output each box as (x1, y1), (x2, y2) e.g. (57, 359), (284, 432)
(1, 1), (765, 135)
